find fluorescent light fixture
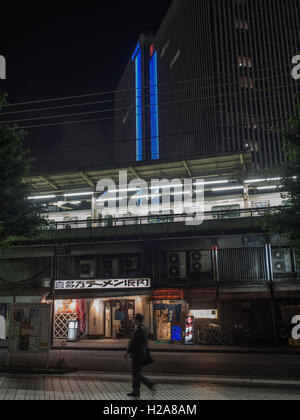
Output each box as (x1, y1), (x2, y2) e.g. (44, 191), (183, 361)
(28, 195), (56, 200)
(64, 192), (94, 198)
(211, 186), (244, 192)
(245, 178), (281, 184)
(256, 185), (279, 190)
(104, 187), (140, 194)
(202, 180), (229, 186)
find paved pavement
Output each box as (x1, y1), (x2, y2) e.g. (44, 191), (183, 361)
(0, 373), (300, 400)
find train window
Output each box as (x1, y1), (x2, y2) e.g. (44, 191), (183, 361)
(251, 201), (270, 209)
(212, 204), (241, 219)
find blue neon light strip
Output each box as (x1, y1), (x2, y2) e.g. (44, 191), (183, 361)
(132, 43), (140, 62)
(135, 50), (143, 162)
(150, 51), (160, 160)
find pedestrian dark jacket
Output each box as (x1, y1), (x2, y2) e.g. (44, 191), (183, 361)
(127, 323), (148, 362)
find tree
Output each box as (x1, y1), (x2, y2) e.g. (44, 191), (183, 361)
(263, 111), (300, 252)
(0, 95), (47, 246)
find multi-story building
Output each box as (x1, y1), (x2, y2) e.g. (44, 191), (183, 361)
(1, 1), (300, 350)
(115, 0), (300, 168)
(0, 153), (299, 347)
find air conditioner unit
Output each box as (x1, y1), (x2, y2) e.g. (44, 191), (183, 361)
(295, 252), (300, 273)
(167, 252), (186, 278)
(189, 250), (211, 274)
(122, 256), (138, 271)
(42, 279), (51, 288)
(101, 257), (119, 278)
(272, 249), (292, 274)
(80, 260), (96, 279)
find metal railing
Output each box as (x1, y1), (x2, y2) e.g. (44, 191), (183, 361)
(45, 207), (278, 231)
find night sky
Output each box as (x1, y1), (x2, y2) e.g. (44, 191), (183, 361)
(0, 1), (173, 173)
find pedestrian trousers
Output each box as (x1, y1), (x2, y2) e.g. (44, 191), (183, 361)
(132, 360), (152, 393)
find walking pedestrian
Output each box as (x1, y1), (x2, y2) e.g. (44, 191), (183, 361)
(124, 313), (155, 398)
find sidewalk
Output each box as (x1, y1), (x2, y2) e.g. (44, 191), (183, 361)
(51, 339), (300, 355)
(1, 372), (300, 400)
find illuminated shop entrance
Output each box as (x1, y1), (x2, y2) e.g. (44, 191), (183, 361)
(104, 300), (135, 339)
(53, 293), (151, 341)
(155, 303), (172, 341)
(151, 289), (185, 342)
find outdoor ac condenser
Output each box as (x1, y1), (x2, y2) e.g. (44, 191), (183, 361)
(101, 257), (119, 278)
(80, 259), (97, 279)
(167, 252), (186, 278)
(122, 256), (139, 275)
(189, 250), (212, 273)
(272, 249), (292, 274)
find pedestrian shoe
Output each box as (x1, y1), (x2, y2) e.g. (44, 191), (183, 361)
(147, 382), (156, 392)
(127, 392), (140, 398)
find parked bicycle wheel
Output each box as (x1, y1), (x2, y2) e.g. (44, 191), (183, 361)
(198, 330), (211, 345)
(219, 330), (234, 346)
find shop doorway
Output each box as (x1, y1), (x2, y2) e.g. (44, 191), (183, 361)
(154, 302), (183, 342)
(155, 306), (171, 341)
(105, 300), (135, 339)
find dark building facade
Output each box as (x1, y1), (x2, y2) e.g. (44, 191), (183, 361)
(115, 0), (300, 168)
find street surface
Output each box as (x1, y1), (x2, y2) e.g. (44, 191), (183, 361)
(0, 374), (300, 400)
(1, 350), (300, 379)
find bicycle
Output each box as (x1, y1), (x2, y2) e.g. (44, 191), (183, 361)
(197, 323), (234, 346)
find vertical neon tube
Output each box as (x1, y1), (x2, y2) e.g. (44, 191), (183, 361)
(135, 51), (143, 162)
(150, 51), (159, 160)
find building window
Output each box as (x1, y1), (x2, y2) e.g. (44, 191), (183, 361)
(212, 205), (241, 219)
(235, 18), (249, 30)
(240, 76), (254, 88)
(251, 201), (271, 209)
(238, 56), (252, 68)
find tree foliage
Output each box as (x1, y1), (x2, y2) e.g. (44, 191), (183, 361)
(0, 95), (47, 246)
(263, 111), (300, 251)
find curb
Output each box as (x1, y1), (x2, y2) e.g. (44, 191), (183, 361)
(50, 346), (300, 356)
(0, 367), (77, 375)
(61, 372), (300, 389)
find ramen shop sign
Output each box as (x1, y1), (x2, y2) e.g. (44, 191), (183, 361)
(55, 278), (151, 290)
